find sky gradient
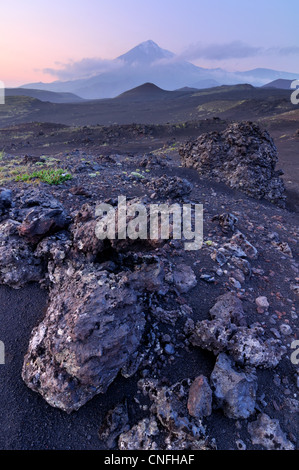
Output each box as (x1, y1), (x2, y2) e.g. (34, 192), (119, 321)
(1, 0), (299, 86)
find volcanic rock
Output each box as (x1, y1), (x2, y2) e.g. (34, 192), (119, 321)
(98, 402), (130, 448)
(210, 353), (257, 419)
(189, 293), (285, 368)
(22, 265), (148, 413)
(248, 413), (295, 450)
(187, 375), (213, 418)
(0, 188), (13, 218)
(172, 263), (197, 294)
(212, 213), (238, 234)
(18, 195), (70, 244)
(0, 219), (43, 288)
(147, 175), (193, 200)
(209, 292), (246, 326)
(138, 378), (209, 450)
(119, 417), (159, 450)
(179, 122), (286, 206)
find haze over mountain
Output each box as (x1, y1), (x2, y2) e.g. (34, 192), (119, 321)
(22, 40), (299, 99)
(5, 88), (84, 103)
(262, 78), (296, 90)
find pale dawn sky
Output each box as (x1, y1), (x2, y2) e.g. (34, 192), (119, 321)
(1, 0), (298, 86)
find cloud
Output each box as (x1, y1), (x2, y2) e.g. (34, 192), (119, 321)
(42, 41), (299, 81)
(268, 46), (299, 56)
(179, 41), (299, 63)
(180, 41), (262, 61)
(44, 57), (124, 81)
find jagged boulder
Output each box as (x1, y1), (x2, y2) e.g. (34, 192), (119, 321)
(18, 199), (70, 244)
(179, 122), (286, 206)
(147, 175), (193, 200)
(0, 219), (43, 288)
(21, 251), (176, 413)
(210, 353), (257, 419)
(189, 293), (285, 368)
(136, 378), (209, 450)
(248, 414), (295, 450)
(0, 188), (13, 219)
(22, 264), (148, 413)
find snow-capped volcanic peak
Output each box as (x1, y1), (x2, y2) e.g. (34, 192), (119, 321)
(117, 40), (174, 65)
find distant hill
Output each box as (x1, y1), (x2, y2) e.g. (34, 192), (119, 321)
(0, 83), (294, 129)
(191, 79), (220, 89)
(262, 79), (297, 90)
(176, 87), (199, 92)
(5, 88), (84, 103)
(116, 82), (172, 100)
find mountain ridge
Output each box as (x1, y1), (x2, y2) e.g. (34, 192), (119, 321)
(21, 40), (299, 99)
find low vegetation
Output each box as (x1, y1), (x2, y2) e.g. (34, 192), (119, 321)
(14, 168), (72, 185)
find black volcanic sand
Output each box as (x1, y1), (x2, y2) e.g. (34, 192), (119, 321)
(0, 121), (298, 450)
(0, 85), (295, 128)
(0, 118), (298, 212)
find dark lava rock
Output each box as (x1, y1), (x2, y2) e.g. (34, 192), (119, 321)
(189, 293), (285, 368)
(0, 219), (43, 288)
(227, 324), (285, 368)
(71, 204), (105, 260)
(172, 263), (197, 294)
(212, 213), (238, 234)
(179, 121), (286, 206)
(190, 317), (236, 355)
(210, 353), (257, 419)
(0, 188), (13, 218)
(119, 417), (160, 450)
(148, 175), (193, 200)
(187, 375), (213, 418)
(223, 231), (258, 260)
(22, 265), (147, 413)
(18, 207), (69, 245)
(247, 413), (295, 450)
(209, 292), (246, 326)
(98, 402), (130, 448)
(136, 378), (210, 450)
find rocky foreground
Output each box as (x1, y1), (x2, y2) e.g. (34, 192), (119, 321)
(0, 121), (298, 450)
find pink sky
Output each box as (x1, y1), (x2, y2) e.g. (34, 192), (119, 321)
(1, 0), (299, 87)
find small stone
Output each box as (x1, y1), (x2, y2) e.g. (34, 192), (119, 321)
(200, 274), (215, 283)
(273, 375), (281, 387)
(210, 353), (257, 419)
(270, 328), (281, 339)
(187, 375), (213, 418)
(164, 344), (175, 355)
(248, 413), (294, 450)
(279, 324), (293, 336)
(161, 334), (171, 344)
(229, 277), (242, 289)
(256, 296), (269, 310)
(236, 439), (246, 450)
(173, 264), (197, 294)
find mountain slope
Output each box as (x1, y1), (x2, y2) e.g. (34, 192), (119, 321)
(262, 79), (297, 90)
(5, 88), (84, 103)
(117, 39), (174, 64)
(116, 82), (172, 100)
(20, 41), (299, 99)
(19, 41), (225, 98)
(1, 83), (294, 129)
